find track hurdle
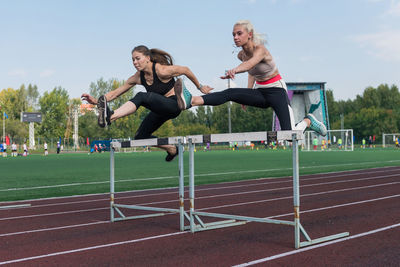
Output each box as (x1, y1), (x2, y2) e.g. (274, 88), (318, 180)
(110, 136), (191, 231)
(185, 130), (349, 249)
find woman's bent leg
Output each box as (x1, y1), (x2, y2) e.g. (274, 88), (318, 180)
(260, 88), (295, 130)
(130, 92), (180, 116)
(134, 112), (178, 159)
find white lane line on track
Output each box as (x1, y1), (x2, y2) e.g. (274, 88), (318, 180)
(2, 167), (398, 211)
(0, 221), (108, 237)
(266, 194), (400, 219)
(233, 223), (400, 267)
(1, 194), (399, 238)
(0, 231), (186, 266)
(1, 162), (399, 193)
(0, 207), (107, 221)
(1, 180), (399, 222)
(198, 181), (400, 211)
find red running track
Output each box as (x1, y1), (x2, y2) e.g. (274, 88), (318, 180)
(0, 166), (399, 266)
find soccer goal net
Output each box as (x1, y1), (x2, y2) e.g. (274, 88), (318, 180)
(382, 133), (400, 148)
(304, 129), (354, 151)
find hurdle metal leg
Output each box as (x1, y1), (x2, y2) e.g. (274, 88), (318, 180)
(292, 135), (301, 248)
(189, 138), (195, 232)
(178, 139), (185, 231)
(110, 147), (115, 222)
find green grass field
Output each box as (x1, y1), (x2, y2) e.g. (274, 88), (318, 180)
(1, 148), (399, 202)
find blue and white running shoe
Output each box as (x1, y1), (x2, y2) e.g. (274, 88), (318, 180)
(175, 78), (192, 110)
(306, 113), (327, 136)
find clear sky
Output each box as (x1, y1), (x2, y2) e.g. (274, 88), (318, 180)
(1, 0), (399, 101)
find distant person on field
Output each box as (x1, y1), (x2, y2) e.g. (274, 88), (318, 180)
(57, 141), (60, 154)
(321, 139), (326, 150)
(338, 138), (342, 149)
(11, 142), (17, 157)
(23, 142), (28, 156)
(44, 142), (48, 156)
(362, 138), (366, 149)
(313, 137), (318, 150)
(2, 142), (7, 157)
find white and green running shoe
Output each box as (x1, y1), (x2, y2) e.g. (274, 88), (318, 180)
(175, 78), (192, 110)
(306, 113), (327, 136)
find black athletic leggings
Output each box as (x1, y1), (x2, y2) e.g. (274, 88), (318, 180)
(129, 92), (181, 139)
(201, 87), (293, 130)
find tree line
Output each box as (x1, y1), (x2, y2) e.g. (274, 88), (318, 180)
(1, 78), (399, 145)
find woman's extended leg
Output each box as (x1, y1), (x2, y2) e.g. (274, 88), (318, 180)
(192, 88), (267, 107)
(110, 101), (137, 122)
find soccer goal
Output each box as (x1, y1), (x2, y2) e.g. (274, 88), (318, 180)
(382, 133), (400, 148)
(304, 129), (354, 151)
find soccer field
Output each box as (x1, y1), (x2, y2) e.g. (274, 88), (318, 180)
(1, 148), (399, 202)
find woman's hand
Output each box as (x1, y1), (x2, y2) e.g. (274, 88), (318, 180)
(220, 68), (237, 80)
(81, 93), (98, 105)
(200, 85), (214, 94)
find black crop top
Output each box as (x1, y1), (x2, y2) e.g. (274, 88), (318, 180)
(140, 63), (175, 95)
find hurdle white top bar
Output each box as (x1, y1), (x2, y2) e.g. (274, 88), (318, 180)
(187, 130), (304, 144)
(111, 136), (184, 148)
(111, 131), (303, 148)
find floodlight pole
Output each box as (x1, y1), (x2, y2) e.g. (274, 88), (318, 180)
(73, 106), (79, 151)
(29, 122), (35, 150)
(2, 112), (5, 143)
(227, 77), (232, 133)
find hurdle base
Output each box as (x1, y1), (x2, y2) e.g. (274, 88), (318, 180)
(111, 203), (186, 222)
(189, 219), (247, 232)
(298, 232), (350, 248)
(189, 211), (295, 233)
(190, 211), (350, 249)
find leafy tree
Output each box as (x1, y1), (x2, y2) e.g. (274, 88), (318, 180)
(78, 111), (100, 139)
(37, 87), (69, 139)
(0, 88), (19, 119)
(210, 103), (230, 133)
(343, 107), (398, 142)
(3, 119), (28, 142)
(27, 84), (39, 109)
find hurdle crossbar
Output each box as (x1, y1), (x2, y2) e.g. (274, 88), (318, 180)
(185, 130), (349, 249)
(110, 137), (191, 231)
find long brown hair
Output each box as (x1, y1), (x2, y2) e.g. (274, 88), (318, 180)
(132, 45), (174, 65)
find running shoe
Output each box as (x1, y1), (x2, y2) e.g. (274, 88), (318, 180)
(175, 78), (192, 110)
(97, 95), (112, 128)
(165, 146), (179, 162)
(306, 113), (327, 136)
